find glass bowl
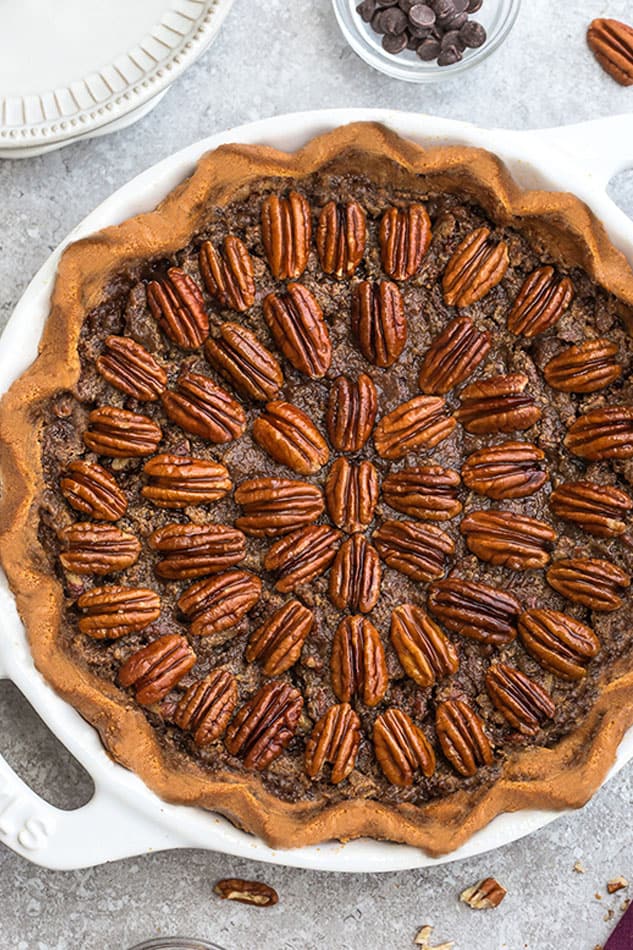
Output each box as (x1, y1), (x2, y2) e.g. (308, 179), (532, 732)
(332, 0), (522, 83)
(128, 939), (226, 950)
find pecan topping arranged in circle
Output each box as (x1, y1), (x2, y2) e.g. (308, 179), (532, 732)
(456, 374), (541, 435)
(60, 460), (128, 522)
(331, 615), (388, 707)
(351, 280), (407, 368)
(77, 586), (161, 639)
(83, 406), (162, 457)
(373, 708), (436, 787)
(382, 465), (462, 521)
(518, 609), (600, 680)
(507, 266), (574, 338)
(117, 634), (196, 706)
(329, 534), (381, 613)
(374, 395), (456, 460)
(173, 669), (238, 746)
(204, 323), (283, 402)
(199, 236), (256, 313)
(442, 227), (509, 308)
(325, 459), (379, 533)
(149, 523), (246, 580)
(550, 480), (632, 537)
(263, 283), (332, 378)
(587, 17), (633, 86)
(435, 700), (493, 777)
(264, 524), (342, 593)
(565, 407), (633, 461)
(543, 339), (621, 393)
(326, 373), (377, 453)
(379, 203), (431, 281)
(316, 199), (366, 278)
(253, 401), (329, 475)
(246, 599), (315, 676)
(460, 509), (556, 570)
(305, 703), (361, 784)
(141, 454), (232, 508)
(486, 663), (555, 736)
(146, 267), (209, 349)
(427, 577), (521, 647)
(418, 317), (491, 395)
(390, 604), (459, 687)
(546, 557), (630, 613)
(225, 680), (303, 771)
(461, 442), (548, 500)
(261, 191), (311, 280)
(373, 520), (455, 582)
(96, 335), (167, 401)
(57, 522), (141, 575)
(235, 478), (325, 537)
(161, 371), (247, 443)
(177, 570), (262, 638)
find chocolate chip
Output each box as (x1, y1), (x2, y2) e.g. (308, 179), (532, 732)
(406, 33), (420, 48)
(445, 12), (468, 30)
(452, 0), (469, 13)
(417, 38), (442, 59)
(441, 29), (465, 50)
(467, 0), (483, 9)
(398, 0), (418, 10)
(460, 19), (486, 47)
(356, 0), (377, 22)
(409, 4), (436, 28)
(434, 0), (456, 19)
(438, 44), (462, 65)
(376, 0), (400, 5)
(383, 31), (409, 52)
(380, 6), (409, 33)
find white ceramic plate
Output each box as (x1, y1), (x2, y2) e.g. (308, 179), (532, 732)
(1, 108), (633, 873)
(0, 0), (235, 157)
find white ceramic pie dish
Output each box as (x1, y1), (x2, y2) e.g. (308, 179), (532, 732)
(1, 108), (633, 873)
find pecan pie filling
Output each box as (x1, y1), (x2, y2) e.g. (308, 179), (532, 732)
(37, 170), (633, 810)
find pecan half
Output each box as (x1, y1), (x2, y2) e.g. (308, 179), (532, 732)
(263, 283), (332, 378)
(518, 609), (600, 680)
(382, 466), (462, 521)
(199, 236), (256, 312)
(77, 585), (161, 639)
(460, 878), (507, 910)
(351, 280), (407, 367)
(235, 477), (324, 537)
(373, 520), (454, 582)
(587, 18), (633, 86)
(329, 534), (381, 613)
(246, 599), (315, 676)
(326, 373), (377, 452)
(83, 406), (162, 457)
(374, 395), (456, 460)
(546, 557), (630, 612)
(427, 577), (521, 646)
(460, 509), (556, 570)
(204, 323), (283, 401)
(177, 570), (261, 637)
(374, 708), (435, 787)
(173, 669), (237, 745)
(507, 266), (574, 337)
(117, 634), (196, 706)
(146, 267), (209, 349)
(264, 524), (342, 593)
(379, 203), (432, 281)
(316, 199), (366, 278)
(331, 615), (388, 707)
(461, 441), (548, 500)
(435, 699), (493, 777)
(214, 878), (278, 907)
(149, 523), (246, 580)
(485, 663), (555, 736)
(543, 339), (621, 393)
(418, 317), (491, 395)
(60, 460), (128, 522)
(225, 680), (303, 770)
(565, 406), (633, 460)
(96, 335), (167, 401)
(57, 523), (141, 575)
(261, 191), (311, 280)
(325, 458), (379, 533)
(550, 480), (632, 537)
(390, 604), (459, 687)
(305, 703), (361, 783)
(455, 374), (542, 435)
(142, 454), (232, 508)
(253, 401), (329, 474)
(161, 371), (246, 443)
(442, 227), (509, 308)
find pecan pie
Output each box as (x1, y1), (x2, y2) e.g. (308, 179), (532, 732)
(3, 123), (633, 855)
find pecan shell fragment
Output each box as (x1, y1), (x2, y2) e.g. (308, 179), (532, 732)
(564, 407), (633, 461)
(83, 406), (162, 457)
(544, 339), (621, 393)
(373, 707), (436, 787)
(456, 374), (541, 435)
(442, 227), (509, 308)
(261, 191), (311, 280)
(204, 323), (283, 401)
(329, 534), (381, 613)
(325, 458), (379, 533)
(461, 441), (547, 500)
(199, 236), (256, 312)
(374, 395), (456, 460)
(518, 609), (600, 680)
(142, 454), (232, 508)
(460, 509), (556, 570)
(263, 283), (332, 378)
(507, 266), (574, 338)
(382, 465), (462, 521)
(96, 335), (167, 401)
(264, 524), (342, 593)
(486, 663), (555, 736)
(161, 371), (246, 443)
(427, 577), (521, 647)
(351, 280), (407, 368)
(379, 203), (431, 281)
(146, 267), (209, 349)
(58, 522), (141, 575)
(418, 317), (491, 395)
(178, 570), (261, 637)
(316, 199), (366, 278)
(117, 634), (196, 706)
(305, 703), (361, 784)
(390, 604), (459, 687)
(326, 373), (377, 453)
(460, 878), (507, 910)
(246, 599), (315, 676)
(60, 460), (128, 522)
(546, 557), (630, 612)
(550, 480), (632, 537)
(225, 680), (303, 771)
(373, 520), (455, 582)
(174, 669), (237, 745)
(331, 615), (388, 707)
(77, 586), (161, 639)
(235, 477), (324, 537)
(253, 401), (329, 474)
(149, 523), (246, 580)
(435, 699), (493, 777)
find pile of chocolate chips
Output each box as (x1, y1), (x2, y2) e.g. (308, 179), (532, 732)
(356, 0), (487, 66)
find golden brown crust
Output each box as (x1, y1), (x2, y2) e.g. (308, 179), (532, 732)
(3, 122), (633, 855)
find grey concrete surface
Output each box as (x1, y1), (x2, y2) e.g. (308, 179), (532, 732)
(2, 1), (633, 947)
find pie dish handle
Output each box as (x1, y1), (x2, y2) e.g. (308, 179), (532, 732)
(527, 114), (633, 192)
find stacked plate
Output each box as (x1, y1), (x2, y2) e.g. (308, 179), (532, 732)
(0, 0), (235, 159)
